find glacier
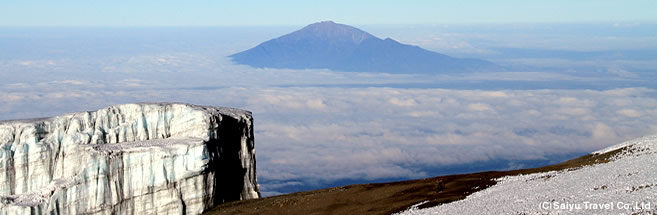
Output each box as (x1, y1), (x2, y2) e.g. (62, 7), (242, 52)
(0, 103), (260, 214)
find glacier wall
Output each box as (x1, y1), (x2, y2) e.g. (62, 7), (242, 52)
(0, 103), (260, 214)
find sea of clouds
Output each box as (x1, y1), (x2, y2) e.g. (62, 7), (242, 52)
(1, 24), (655, 195)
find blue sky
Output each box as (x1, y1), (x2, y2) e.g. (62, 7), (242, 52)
(2, 0), (656, 26)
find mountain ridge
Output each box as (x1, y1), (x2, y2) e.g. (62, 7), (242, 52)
(230, 21), (499, 74)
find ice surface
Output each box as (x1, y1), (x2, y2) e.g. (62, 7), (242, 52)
(0, 103), (259, 214)
(397, 134), (657, 215)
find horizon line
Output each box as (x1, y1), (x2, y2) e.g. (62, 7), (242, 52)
(1, 20), (656, 28)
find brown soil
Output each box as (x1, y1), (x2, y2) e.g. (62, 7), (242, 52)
(204, 147), (626, 215)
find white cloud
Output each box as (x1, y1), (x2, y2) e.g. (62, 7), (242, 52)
(0, 94), (25, 102)
(305, 99), (326, 110)
(4, 83), (30, 89)
(407, 111), (441, 117)
(18, 61), (33, 66)
(617, 109), (642, 117)
(608, 67), (639, 78)
(51, 80), (88, 85)
(592, 122), (619, 142)
(557, 96), (577, 104)
(558, 107), (591, 116)
(468, 103), (492, 112)
(389, 97), (418, 107)
(114, 79), (146, 87)
(481, 91), (509, 98)
(3, 79), (657, 197)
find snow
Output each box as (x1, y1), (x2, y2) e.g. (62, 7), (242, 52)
(397, 134), (657, 215)
(0, 103), (259, 214)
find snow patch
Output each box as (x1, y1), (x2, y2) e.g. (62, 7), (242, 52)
(397, 134), (657, 214)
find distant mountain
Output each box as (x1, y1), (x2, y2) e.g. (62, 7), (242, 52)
(230, 21), (499, 74)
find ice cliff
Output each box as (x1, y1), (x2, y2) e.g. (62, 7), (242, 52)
(0, 103), (260, 214)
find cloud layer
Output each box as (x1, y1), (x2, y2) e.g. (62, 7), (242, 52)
(3, 82), (656, 195)
(2, 25), (656, 196)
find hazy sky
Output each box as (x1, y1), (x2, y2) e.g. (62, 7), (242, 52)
(2, 0), (656, 26)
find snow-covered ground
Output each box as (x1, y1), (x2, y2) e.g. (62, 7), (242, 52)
(397, 134), (657, 215)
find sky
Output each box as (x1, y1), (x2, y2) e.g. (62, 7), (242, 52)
(2, 0), (657, 26)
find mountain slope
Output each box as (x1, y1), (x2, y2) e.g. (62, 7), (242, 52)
(230, 21), (498, 74)
(204, 134), (655, 215)
(398, 134), (657, 214)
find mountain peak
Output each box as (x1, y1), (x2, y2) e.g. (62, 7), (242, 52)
(230, 21), (499, 74)
(310, 20), (337, 26)
(292, 21), (375, 44)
